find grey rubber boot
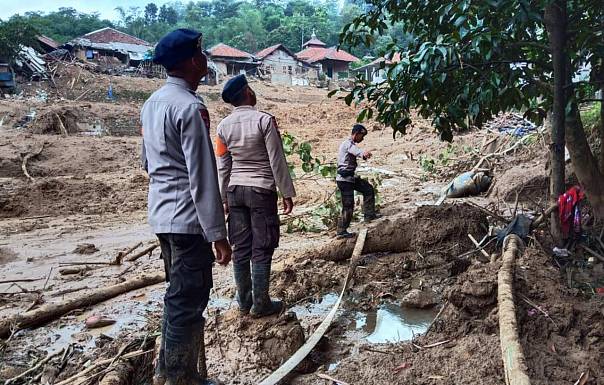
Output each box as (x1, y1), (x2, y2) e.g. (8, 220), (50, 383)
(152, 311), (167, 385)
(250, 263), (283, 318)
(233, 262), (252, 313)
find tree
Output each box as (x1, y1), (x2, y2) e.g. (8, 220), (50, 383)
(0, 17), (40, 63)
(144, 3), (158, 24)
(340, 1), (604, 229)
(158, 5), (178, 25)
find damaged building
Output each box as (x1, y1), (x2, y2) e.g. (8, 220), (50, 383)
(255, 44), (318, 86)
(64, 27), (152, 68)
(207, 43), (259, 78)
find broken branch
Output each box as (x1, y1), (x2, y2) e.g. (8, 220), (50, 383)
(125, 243), (159, 262)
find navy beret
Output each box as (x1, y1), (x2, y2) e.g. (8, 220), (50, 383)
(153, 29), (202, 69)
(222, 75), (248, 104)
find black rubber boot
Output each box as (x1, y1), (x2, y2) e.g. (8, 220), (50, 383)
(363, 192), (378, 221)
(152, 311), (167, 385)
(233, 262), (252, 314)
(165, 322), (219, 385)
(337, 207), (354, 236)
(195, 323), (219, 385)
(250, 262), (283, 318)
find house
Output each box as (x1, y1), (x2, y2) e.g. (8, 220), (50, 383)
(207, 43), (259, 78)
(352, 53), (401, 84)
(255, 44), (318, 86)
(65, 27), (152, 67)
(296, 32), (359, 80)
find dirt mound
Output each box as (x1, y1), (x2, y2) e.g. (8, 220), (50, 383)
(489, 162), (548, 203)
(516, 247), (604, 384)
(0, 176), (147, 218)
(306, 203), (488, 261)
(204, 310), (306, 383)
(31, 108), (80, 135)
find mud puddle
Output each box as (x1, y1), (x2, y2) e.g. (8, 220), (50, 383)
(290, 293), (438, 344)
(356, 303), (438, 343)
(37, 287), (163, 354)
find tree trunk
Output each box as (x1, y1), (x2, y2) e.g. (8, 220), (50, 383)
(599, 62), (604, 173)
(544, 2), (567, 244)
(566, 100), (604, 218)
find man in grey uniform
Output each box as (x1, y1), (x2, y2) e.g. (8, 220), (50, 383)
(336, 124), (379, 238)
(215, 75), (295, 318)
(141, 29), (231, 385)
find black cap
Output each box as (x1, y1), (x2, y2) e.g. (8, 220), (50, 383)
(352, 124), (367, 135)
(153, 28), (202, 70)
(221, 74), (248, 104)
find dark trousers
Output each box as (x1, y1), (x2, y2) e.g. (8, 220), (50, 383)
(227, 185), (280, 265)
(157, 234), (214, 328)
(337, 177), (375, 232)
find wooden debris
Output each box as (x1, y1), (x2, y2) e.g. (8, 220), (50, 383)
(125, 243), (159, 262)
(0, 277), (44, 285)
(316, 373), (350, 385)
(0, 273), (165, 338)
(468, 234), (490, 258)
(21, 143), (45, 182)
(54, 349), (152, 385)
(4, 348), (65, 384)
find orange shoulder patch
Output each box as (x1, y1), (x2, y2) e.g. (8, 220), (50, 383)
(215, 135), (228, 157)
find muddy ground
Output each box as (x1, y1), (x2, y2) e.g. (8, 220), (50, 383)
(0, 64), (602, 385)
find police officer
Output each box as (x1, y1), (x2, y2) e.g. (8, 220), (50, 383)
(215, 75), (295, 318)
(141, 29), (231, 385)
(336, 124), (380, 238)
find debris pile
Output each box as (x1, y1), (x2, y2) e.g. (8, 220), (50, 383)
(483, 112), (537, 137)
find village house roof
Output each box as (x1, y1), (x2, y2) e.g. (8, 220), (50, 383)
(296, 46), (359, 63)
(302, 32), (327, 48)
(256, 44), (296, 59)
(82, 27), (150, 46)
(208, 43), (254, 59)
(296, 31), (358, 64)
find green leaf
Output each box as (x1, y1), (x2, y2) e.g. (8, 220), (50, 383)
(327, 90), (338, 98)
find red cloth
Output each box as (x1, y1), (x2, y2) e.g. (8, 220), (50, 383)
(557, 186), (585, 237)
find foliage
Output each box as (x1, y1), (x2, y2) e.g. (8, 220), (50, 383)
(17, 8), (113, 43)
(281, 132), (337, 178)
(339, 0), (603, 142)
(10, 0), (408, 57)
(581, 103), (602, 132)
(0, 17), (40, 63)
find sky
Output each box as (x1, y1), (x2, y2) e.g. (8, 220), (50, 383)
(1, 0), (175, 21)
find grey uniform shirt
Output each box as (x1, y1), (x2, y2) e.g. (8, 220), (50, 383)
(216, 106), (296, 202)
(140, 76), (227, 242)
(336, 138), (364, 183)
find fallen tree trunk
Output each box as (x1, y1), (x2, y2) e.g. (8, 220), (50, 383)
(498, 235), (531, 385)
(0, 273), (165, 338)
